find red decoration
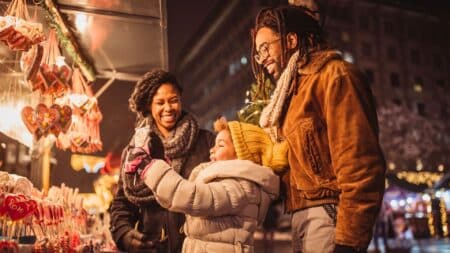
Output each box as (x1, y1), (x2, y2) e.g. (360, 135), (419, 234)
(21, 103), (72, 139)
(0, 16), (45, 51)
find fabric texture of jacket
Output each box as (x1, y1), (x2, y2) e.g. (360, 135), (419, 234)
(280, 49), (386, 250)
(142, 159), (280, 253)
(109, 129), (215, 253)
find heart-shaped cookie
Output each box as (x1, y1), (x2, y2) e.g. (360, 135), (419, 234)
(36, 103), (58, 137)
(51, 104), (72, 133)
(21, 106), (38, 134)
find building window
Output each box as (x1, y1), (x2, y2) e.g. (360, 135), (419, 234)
(362, 42), (372, 57)
(417, 103), (425, 116)
(390, 72), (400, 87)
(413, 77), (423, 92)
(359, 15), (369, 30)
(410, 49), (420, 65)
(383, 20), (395, 35)
(392, 98), (402, 105)
(387, 46), (397, 61)
(433, 54), (442, 69)
(365, 68), (374, 85)
(442, 104), (448, 117)
(407, 25), (418, 39)
(341, 31), (351, 42)
(340, 7), (353, 23)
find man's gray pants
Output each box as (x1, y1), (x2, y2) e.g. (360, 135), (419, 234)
(291, 205), (336, 253)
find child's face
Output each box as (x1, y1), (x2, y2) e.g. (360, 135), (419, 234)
(210, 130), (237, 161)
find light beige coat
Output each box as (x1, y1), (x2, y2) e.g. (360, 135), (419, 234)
(142, 159), (279, 253)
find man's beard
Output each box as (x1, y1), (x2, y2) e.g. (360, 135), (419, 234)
(263, 68), (278, 84)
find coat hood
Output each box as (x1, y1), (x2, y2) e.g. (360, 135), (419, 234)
(196, 160), (279, 199)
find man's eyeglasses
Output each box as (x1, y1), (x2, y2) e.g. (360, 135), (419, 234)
(254, 38), (281, 64)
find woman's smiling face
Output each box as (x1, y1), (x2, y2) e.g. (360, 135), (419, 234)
(150, 83), (182, 137)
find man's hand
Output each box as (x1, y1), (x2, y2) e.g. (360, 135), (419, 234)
(121, 229), (155, 253)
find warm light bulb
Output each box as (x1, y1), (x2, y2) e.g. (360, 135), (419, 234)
(75, 13), (89, 33)
(55, 56), (66, 67)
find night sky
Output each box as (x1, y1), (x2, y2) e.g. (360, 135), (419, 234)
(166, 0), (220, 71)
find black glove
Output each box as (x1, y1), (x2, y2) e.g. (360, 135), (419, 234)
(334, 244), (364, 253)
(121, 229), (155, 253)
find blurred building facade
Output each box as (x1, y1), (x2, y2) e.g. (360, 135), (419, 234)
(174, 0), (286, 128)
(174, 0), (450, 170)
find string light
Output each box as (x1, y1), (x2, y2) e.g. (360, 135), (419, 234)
(416, 159), (423, 171)
(388, 162), (396, 170)
(440, 197), (448, 237)
(396, 171), (442, 187)
(426, 196), (435, 237)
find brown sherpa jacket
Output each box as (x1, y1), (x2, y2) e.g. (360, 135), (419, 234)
(281, 49), (386, 250)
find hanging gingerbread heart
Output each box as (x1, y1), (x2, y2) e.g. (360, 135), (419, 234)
(20, 44), (43, 81)
(28, 68), (48, 93)
(0, 15), (45, 51)
(0, 25), (15, 41)
(59, 105), (72, 132)
(21, 105), (39, 135)
(53, 64), (72, 84)
(35, 103), (56, 137)
(50, 104), (72, 135)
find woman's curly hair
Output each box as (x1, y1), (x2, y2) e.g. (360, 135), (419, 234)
(128, 69), (183, 122)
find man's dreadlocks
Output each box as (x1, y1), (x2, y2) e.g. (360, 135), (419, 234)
(251, 5), (327, 91)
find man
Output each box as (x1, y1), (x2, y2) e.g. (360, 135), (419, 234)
(251, 5), (386, 253)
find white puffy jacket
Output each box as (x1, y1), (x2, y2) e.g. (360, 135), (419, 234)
(142, 159), (279, 253)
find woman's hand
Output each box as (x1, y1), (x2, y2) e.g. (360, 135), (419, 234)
(121, 229), (155, 252)
(124, 146), (152, 174)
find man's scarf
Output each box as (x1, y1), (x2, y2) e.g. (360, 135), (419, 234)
(259, 50), (300, 141)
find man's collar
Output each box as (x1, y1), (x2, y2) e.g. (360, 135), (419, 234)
(297, 50), (342, 75)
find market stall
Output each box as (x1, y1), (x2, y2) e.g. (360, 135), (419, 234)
(0, 0), (167, 251)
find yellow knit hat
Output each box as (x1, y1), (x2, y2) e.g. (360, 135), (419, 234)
(228, 121), (288, 172)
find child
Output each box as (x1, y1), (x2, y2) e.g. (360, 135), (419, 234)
(127, 117), (287, 253)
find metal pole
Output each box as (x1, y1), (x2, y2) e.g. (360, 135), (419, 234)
(41, 137), (52, 192)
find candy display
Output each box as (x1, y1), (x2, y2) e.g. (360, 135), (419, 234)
(0, 172), (117, 252)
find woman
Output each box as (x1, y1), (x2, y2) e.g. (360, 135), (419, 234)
(109, 69), (215, 253)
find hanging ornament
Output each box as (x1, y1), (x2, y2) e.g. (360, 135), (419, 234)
(55, 68), (102, 153)
(21, 103), (72, 140)
(0, 0), (45, 51)
(39, 0), (96, 81)
(25, 29), (72, 97)
(0, 56), (38, 147)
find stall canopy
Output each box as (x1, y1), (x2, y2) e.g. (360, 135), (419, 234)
(55, 0), (168, 80)
(0, 0), (168, 191)
(0, 0), (168, 146)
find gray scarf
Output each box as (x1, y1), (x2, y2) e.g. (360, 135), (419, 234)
(122, 111), (199, 206)
(259, 50), (300, 141)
